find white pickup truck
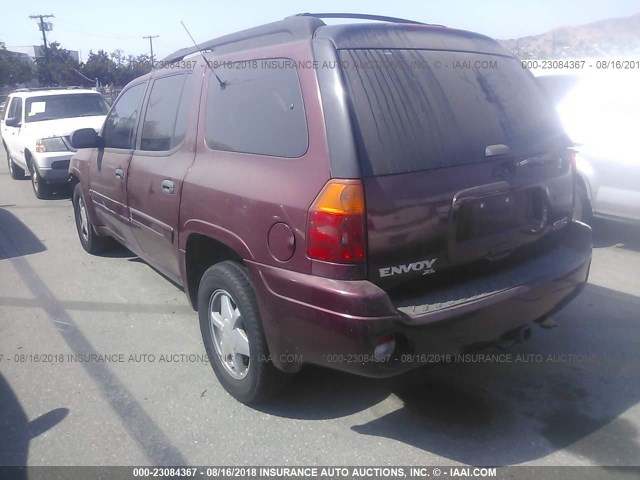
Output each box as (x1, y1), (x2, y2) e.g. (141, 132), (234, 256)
(1, 87), (108, 198)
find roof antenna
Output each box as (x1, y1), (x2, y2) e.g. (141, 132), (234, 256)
(180, 21), (227, 89)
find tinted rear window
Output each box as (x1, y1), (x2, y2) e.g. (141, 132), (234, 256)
(338, 49), (567, 176)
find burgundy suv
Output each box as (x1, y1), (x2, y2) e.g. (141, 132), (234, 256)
(69, 13), (592, 403)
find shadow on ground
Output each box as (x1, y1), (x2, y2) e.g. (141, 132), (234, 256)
(258, 283), (640, 466)
(0, 208), (46, 259)
(42, 183), (72, 200)
(591, 218), (640, 252)
(0, 373), (69, 468)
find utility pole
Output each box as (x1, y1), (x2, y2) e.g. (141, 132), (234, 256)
(29, 14), (54, 59)
(143, 35), (159, 65)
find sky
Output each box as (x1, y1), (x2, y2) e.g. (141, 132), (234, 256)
(2, 0), (640, 61)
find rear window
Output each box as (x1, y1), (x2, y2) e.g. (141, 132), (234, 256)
(205, 60), (308, 158)
(25, 94), (109, 123)
(338, 49), (567, 176)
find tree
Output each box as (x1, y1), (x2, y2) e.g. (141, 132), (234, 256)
(116, 53), (152, 85)
(2, 39), (153, 88)
(81, 50), (117, 86)
(0, 41), (34, 86)
(77, 50), (152, 88)
(110, 49), (125, 67)
(36, 42), (81, 86)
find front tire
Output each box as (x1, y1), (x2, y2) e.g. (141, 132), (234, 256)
(30, 163), (50, 199)
(72, 183), (113, 254)
(198, 261), (287, 404)
(5, 148), (25, 180)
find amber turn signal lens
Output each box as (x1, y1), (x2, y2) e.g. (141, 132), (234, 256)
(306, 180), (366, 264)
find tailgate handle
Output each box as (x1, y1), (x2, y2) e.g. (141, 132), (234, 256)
(451, 181), (511, 205)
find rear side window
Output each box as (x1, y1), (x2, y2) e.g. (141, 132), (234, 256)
(339, 49), (567, 176)
(140, 73), (193, 151)
(205, 60), (308, 157)
(103, 83), (146, 150)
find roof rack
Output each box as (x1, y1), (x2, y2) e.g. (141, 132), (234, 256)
(162, 13), (431, 64)
(162, 16), (324, 64)
(291, 12), (426, 26)
(13, 86), (84, 93)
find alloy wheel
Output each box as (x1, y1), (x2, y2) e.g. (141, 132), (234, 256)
(208, 289), (251, 379)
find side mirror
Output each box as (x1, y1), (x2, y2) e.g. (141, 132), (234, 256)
(5, 117), (20, 127)
(70, 128), (102, 149)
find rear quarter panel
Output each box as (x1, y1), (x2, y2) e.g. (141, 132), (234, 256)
(179, 41), (332, 275)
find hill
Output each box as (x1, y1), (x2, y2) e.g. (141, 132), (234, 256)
(499, 13), (640, 58)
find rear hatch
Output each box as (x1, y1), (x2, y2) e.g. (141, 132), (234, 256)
(337, 47), (573, 291)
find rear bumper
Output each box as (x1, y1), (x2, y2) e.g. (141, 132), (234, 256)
(247, 221), (592, 376)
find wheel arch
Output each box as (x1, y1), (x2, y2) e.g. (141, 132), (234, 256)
(69, 172), (80, 188)
(24, 148), (33, 164)
(183, 231), (247, 310)
(22, 148), (35, 173)
(577, 171), (593, 200)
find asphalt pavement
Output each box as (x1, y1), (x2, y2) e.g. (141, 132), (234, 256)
(1, 148), (640, 469)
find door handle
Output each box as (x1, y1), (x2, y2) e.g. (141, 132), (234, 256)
(162, 179), (175, 194)
(115, 168), (124, 179)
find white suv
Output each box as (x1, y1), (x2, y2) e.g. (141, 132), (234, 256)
(536, 71), (640, 225)
(1, 87), (108, 198)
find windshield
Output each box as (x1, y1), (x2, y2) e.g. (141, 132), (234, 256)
(25, 93), (109, 123)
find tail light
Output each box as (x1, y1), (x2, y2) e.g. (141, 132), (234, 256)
(307, 179), (366, 264)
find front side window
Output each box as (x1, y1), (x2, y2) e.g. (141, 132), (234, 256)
(102, 83), (147, 150)
(3, 98), (15, 120)
(25, 94), (109, 123)
(14, 98), (22, 123)
(7, 97), (22, 122)
(205, 60), (308, 157)
(140, 74), (192, 152)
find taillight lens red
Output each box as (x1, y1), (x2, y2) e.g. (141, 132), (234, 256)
(307, 180), (366, 264)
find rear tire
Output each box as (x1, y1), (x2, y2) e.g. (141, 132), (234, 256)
(72, 183), (113, 254)
(5, 147), (25, 180)
(198, 261), (288, 404)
